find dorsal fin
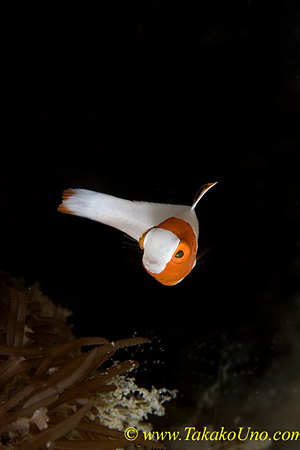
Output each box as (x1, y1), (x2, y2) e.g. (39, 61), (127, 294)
(191, 182), (218, 210)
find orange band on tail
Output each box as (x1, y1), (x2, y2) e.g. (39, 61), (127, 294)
(57, 189), (76, 214)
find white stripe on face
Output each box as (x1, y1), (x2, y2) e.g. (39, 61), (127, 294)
(142, 228), (180, 274)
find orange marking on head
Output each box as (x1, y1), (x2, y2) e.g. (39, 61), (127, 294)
(141, 217), (197, 286)
(57, 189), (76, 214)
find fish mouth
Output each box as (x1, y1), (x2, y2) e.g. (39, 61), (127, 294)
(142, 259), (166, 274)
(159, 277), (184, 286)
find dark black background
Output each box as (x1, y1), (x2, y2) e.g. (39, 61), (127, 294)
(0, 1), (300, 427)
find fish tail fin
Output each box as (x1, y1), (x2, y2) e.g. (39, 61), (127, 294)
(57, 189), (77, 214)
(57, 188), (102, 220)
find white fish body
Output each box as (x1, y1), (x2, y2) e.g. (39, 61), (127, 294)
(59, 188), (195, 241)
(58, 182), (217, 285)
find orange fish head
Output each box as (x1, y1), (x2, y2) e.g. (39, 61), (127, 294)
(139, 217), (197, 286)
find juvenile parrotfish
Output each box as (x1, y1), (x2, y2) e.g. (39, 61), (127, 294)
(58, 182), (217, 286)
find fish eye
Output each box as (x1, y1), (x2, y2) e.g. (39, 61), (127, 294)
(172, 240), (191, 264)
